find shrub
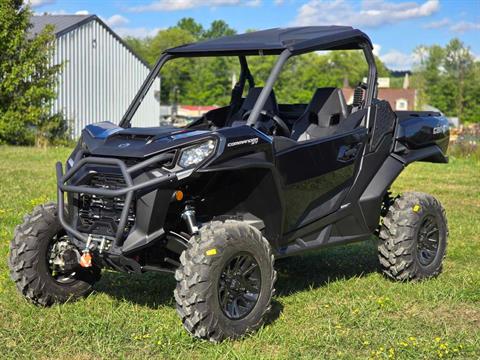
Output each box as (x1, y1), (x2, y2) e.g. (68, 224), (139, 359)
(448, 124), (480, 161)
(0, 0), (64, 146)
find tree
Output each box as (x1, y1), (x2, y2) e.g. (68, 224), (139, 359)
(0, 0), (63, 145)
(462, 62), (480, 124)
(182, 56), (237, 106)
(203, 20), (236, 39)
(177, 17), (204, 40)
(444, 39), (474, 121)
(124, 36), (151, 63)
(143, 27), (195, 66)
(414, 39), (479, 123)
(149, 28), (196, 102)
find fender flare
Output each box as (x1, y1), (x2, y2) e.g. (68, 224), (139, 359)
(359, 144), (448, 232)
(392, 144), (449, 165)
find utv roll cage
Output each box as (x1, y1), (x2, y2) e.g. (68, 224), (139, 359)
(119, 26), (378, 129)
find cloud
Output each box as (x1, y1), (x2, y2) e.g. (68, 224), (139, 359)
(292, 0), (439, 28)
(34, 9), (66, 15)
(105, 14), (129, 27)
(372, 43), (381, 57)
(29, 0), (55, 8)
(274, 0), (284, 4)
(423, 18), (450, 29)
(245, 0), (261, 6)
(380, 49), (420, 70)
(450, 21), (480, 33)
(34, 9), (90, 16)
(114, 27), (162, 38)
(422, 18), (480, 33)
(127, 0), (257, 12)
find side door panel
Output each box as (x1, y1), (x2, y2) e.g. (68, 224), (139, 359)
(275, 127), (367, 235)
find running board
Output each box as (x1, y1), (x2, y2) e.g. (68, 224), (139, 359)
(276, 225), (332, 258)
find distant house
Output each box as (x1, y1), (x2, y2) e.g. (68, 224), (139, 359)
(178, 105), (218, 118)
(348, 74), (417, 111)
(30, 15), (160, 138)
(158, 105), (218, 120)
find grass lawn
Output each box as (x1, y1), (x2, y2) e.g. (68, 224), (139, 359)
(0, 146), (479, 359)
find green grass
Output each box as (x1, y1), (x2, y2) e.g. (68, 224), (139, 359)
(0, 146), (479, 359)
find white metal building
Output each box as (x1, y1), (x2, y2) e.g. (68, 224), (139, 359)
(30, 15), (160, 138)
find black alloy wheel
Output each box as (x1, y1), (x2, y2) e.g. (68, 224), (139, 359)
(218, 252), (261, 320)
(378, 192), (448, 281)
(175, 220), (276, 341)
(416, 215), (440, 266)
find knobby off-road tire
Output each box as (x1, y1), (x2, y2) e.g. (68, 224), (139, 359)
(378, 192), (448, 281)
(174, 220), (276, 342)
(8, 202), (100, 306)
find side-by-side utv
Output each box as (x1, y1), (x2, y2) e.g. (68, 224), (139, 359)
(9, 26), (449, 341)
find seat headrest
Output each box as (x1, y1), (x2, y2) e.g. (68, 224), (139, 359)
(241, 87), (279, 113)
(307, 87), (348, 122)
(291, 87), (349, 140)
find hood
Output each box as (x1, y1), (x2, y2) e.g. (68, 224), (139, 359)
(82, 122), (212, 158)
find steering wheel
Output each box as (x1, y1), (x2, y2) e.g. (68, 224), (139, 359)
(242, 110), (291, 137)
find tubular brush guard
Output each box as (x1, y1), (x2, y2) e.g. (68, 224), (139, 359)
(56, 152), (176, 248)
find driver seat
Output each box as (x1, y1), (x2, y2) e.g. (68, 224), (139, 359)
(226, 87), (279, 127)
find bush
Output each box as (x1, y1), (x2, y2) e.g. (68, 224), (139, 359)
(0, 0), (64, 146)
(448, 124), (480, 161)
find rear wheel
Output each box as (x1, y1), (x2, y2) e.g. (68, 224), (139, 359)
(174, 220), (276, 342)
(8, 202), (101, 306)
(378, 192), (448, 281)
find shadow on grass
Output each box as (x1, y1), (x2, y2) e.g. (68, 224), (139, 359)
(93, 238), (378, 321)
(94, 270), (177, 309)
(274, 237), (379, 297)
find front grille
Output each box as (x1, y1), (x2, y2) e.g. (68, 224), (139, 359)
(77, 173), (135, 237)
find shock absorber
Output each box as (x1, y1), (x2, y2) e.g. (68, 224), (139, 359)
(181, 204), (198, 235)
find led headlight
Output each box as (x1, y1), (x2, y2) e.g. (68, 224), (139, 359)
(178, 139), (216, 168)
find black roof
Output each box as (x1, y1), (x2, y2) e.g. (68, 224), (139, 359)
(166, 26), (372, 56)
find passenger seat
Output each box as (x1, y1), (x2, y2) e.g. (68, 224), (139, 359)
(291, 88), (348, 141)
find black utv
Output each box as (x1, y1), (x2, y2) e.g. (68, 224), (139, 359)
(9, 26), (450, 341)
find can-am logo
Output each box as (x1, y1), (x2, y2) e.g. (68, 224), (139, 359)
(227, 137), (259, 147)
(118, 143), (131, 148)
(433, 125), (449, 135)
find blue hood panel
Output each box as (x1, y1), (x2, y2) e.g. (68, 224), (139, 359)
(82, 122), (211, 158)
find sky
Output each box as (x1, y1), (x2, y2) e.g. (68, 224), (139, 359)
(30, 0), (480, 70)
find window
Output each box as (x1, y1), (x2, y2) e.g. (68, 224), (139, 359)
(396, 98), (408, 110)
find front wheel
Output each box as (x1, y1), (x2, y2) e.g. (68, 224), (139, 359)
(174, 220), (276, 342)
(8, 202), (101, 306)
(378, 192), (448, 281)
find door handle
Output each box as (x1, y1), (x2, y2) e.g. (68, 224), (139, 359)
(337, 143), (362, 162)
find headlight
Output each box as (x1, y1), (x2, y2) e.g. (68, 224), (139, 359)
(178, 139), (216, 168)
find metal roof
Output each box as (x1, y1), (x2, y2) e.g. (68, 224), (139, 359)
(29, 15), (151, 68)
(29, 15), (94, 37)
(165, 26), (372, 56)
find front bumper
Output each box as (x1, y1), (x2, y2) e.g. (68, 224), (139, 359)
(56, 151), (178, 254)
